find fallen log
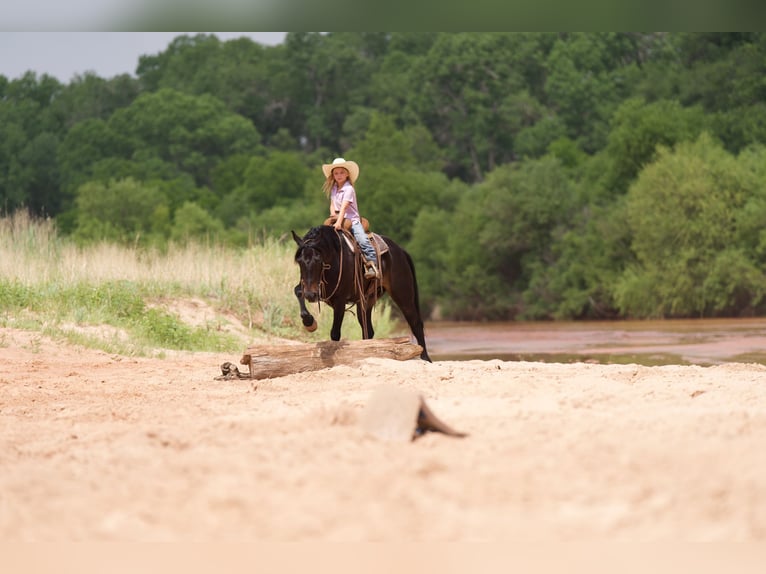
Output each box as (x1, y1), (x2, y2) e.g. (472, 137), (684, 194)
(240, 336), (423, 380)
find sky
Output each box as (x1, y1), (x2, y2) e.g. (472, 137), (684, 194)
(0, 32), (287, 83)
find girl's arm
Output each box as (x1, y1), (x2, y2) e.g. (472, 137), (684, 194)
(334, 200), (351, 230)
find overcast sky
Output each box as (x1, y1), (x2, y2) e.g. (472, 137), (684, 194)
(0, 32), (287, 83)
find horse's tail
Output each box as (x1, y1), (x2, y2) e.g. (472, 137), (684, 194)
(402, 247), (424, 318)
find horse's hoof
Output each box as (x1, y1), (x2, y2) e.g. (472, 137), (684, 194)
(305, 319), (317, 332)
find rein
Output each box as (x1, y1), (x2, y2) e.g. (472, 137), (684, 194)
(303, 229), (343, 308)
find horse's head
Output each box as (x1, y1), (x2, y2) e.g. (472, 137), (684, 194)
(292, 228), (328, 303)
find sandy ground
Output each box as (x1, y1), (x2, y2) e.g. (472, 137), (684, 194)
(1, 326), (765, 542)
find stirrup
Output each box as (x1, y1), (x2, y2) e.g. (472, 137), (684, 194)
(364, 262), (379, 279)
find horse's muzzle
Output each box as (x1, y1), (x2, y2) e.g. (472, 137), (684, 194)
(304, 289), (319, 303)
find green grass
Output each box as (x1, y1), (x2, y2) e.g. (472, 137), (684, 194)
(0, 212), (399, 356)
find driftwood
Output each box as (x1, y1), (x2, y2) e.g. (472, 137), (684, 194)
(239, 336), (423, 380)
(214, 362), (251, 381)
(362, 386), (468, 442)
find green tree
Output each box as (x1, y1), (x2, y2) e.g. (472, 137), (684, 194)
(246, 201), (322, 242)
(409, 33), (531, 182)
(710, 103), (766, 155)
(72, 178), (170, 245)
(0, 103), (33, 211)
(52, 72), (141, 126)
(514, 114), (568, 160)
(480, 156), (578, 319)
(407, 206), (454, 316)
(731, 144), (766, 270)
(544, 33), (649, 153)
(57, 118), (131, 195)
(416, 156), (578, 320)
(283, 32), (382, 152)
(525, 198), (630, 320)
(170, 201), (225, 242)
(603, 97), (707, 195)
(0, 73), (66, 216)
(439, 187), (511, 319)
(107, 88), (263, 188)
(675, 33), (765, 110)
(17, 132), (61, 216)
(348, 112), (443, 172)
(358, 167), (453, 244)
(136, 34), (292, 140)
(616, 133), (764, 317)
(368, 33), (437, 122)
(236, 150), (312, 211)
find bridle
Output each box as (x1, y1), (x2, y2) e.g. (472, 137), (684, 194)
(300, 230), (345, 304)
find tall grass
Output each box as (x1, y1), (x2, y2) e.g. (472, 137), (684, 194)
(0, 212), (399, 355)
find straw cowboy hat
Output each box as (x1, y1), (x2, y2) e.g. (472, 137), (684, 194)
(322, 157), (360, 184)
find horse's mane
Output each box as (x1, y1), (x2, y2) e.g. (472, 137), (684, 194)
(296, 225), (340, 256)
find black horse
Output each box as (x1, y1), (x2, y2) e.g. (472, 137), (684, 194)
(292, 225), (431, 361)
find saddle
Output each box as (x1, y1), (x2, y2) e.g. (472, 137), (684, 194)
(323, 216), (369, 233)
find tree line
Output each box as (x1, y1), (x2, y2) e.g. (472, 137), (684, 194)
(3, 32), (766, 321)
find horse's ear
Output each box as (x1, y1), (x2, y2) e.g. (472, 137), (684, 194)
(291, 230), (303, 246)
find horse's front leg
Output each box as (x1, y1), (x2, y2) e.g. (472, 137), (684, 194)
(330, 301), (346, 341)
(294, 283), (317, 332)
(356, 299), (375, 339)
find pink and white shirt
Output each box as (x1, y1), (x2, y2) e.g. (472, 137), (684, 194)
(331, 181), (362, 223)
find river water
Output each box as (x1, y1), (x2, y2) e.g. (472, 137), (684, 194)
(422, 318), (766, 366)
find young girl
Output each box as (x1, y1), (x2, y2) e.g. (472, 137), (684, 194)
(322, 157), (379, 279)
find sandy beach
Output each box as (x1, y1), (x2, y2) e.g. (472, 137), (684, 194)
(1, 326), (765, 542)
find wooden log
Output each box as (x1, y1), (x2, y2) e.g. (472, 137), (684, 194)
(240, 336), (423, 380)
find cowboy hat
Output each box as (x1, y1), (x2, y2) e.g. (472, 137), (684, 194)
(322, 157), (360, 184)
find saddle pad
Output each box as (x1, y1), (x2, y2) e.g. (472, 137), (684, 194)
(370, 233), (389, 255)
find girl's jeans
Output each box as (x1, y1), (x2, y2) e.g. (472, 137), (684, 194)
(351, 221), (377, 263)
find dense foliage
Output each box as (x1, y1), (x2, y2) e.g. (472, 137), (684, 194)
(3, 32), (766, 320)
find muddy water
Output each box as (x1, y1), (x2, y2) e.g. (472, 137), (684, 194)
(422, 318), (766, 366)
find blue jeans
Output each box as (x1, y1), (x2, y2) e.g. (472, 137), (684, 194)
(351, 221), (377, 263)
